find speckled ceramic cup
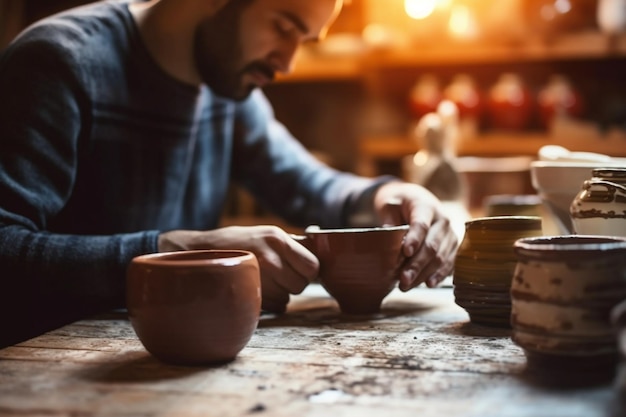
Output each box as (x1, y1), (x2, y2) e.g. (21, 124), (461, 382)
(453, 216), (543, 327)
(511, 235), (626, 384)
(612, 299), (626, 394)
(295, 225), (409, 315)
(127, 250), (261, 366)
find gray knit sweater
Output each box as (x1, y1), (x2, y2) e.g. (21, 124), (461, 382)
(0, 0), (387, 346)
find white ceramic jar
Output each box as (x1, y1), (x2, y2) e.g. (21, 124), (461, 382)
(570, 168), (626, 237)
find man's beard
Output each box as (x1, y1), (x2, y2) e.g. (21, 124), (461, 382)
(192, 5), (273, 101)
(193, 24), (246, 99)
(200, 60), (275, 101)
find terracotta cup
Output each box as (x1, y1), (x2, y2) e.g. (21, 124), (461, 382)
(126, 250), (261, 366)
(511, 235), (626, 383)
(294, 225), (409, 315)
(453, 216), (543, 327)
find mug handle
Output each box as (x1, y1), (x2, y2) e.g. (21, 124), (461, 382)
(585, 179), (626, 194)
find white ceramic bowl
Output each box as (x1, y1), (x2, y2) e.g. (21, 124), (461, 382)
(530, 159), (626, 234)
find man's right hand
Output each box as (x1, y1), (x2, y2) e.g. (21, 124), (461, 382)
(158, 226), (319, 313)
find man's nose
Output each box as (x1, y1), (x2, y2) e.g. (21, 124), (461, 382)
(268, 40), (300, 74)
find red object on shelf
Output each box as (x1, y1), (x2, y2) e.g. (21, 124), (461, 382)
(444, 74), (483, 121)
(487, 73), (535, 131)
(537, 75), (585, 129)
(409, 74), (443, 119)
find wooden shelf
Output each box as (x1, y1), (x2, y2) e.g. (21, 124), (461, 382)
(364, 31), (626, 68)
(276, 53), (362, 83)
(356, 130), (626, 176)
(278, 31), (626, 83)
(359, 131), (626, 160)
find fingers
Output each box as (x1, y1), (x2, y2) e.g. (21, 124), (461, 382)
(373, 182), (459, 291)
(255, 229), (319, 314)
(257, 233), (318, 294)
(281, 236), (319, 288)
(399, 216), (458, 291)
(187, 225), (320, 312)
(378, 198), (406, 227)
(260, 276), (290, 314)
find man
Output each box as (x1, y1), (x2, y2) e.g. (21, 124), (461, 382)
(0, 0), (458, 347)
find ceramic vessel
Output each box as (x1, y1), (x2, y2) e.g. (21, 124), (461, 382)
(127, 250), (261, 366)
(407, 112), (464, 202)
(457, 155), (535, 211)
(453, 216), (543, 327)
(483, 194), (543, 218)
(537, 75), (585, 129)
(530, 160), (626, 235)
(487, 73), (534, 131)
(409, 74), (442, 120)
(444, 74), (483, 122)
(570, 168), (626, 237)
(511, 235), (626, 384)
(611, 299), (626, 394)
(296, 225), (409, 315)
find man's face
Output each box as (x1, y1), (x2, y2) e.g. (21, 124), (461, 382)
(193, 0), (342, 100)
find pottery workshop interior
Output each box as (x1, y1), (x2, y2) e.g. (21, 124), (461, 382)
(3, 1), (626, 416)
(3, 0), (625, 227)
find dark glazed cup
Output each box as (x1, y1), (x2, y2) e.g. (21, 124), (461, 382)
(296, 225), (409, 315)
(453, 216), (543, 327)
(127, 250), (261, 366)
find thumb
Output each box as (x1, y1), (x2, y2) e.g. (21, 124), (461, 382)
(378, 198), (405, 226)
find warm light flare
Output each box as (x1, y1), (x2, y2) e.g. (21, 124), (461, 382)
(404, 0), (437, 20)
(448, 4), (479, 39)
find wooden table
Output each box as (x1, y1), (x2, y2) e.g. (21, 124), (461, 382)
(0, 283), (622, 417)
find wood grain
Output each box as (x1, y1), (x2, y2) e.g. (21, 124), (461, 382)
(0, 285), (622, 417)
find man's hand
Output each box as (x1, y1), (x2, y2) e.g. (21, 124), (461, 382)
(158, 225), (319, 313)
(372, 182), (458, 291)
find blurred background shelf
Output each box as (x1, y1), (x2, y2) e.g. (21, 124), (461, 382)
(3, 0), (626, 222)
(356, 129), (626, 177)
(279, 32), (626, 83)
(276, 55), (363, 83)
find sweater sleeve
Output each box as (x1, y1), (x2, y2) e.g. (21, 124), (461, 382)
(231, 90), (395, 229)
(0, 28), (159, 347)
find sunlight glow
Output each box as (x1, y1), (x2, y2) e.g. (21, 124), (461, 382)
(448, 4), (479, 39)
(405, 0), (438, 20)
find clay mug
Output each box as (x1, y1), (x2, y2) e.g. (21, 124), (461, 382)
(511, 235), (626, 384)
(127, 250), (261, 366)
(293, 225), (409, 315)
(483, 194), (543, 218)
(453, 216), (543, 327)
(570, 168), (626, 237)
